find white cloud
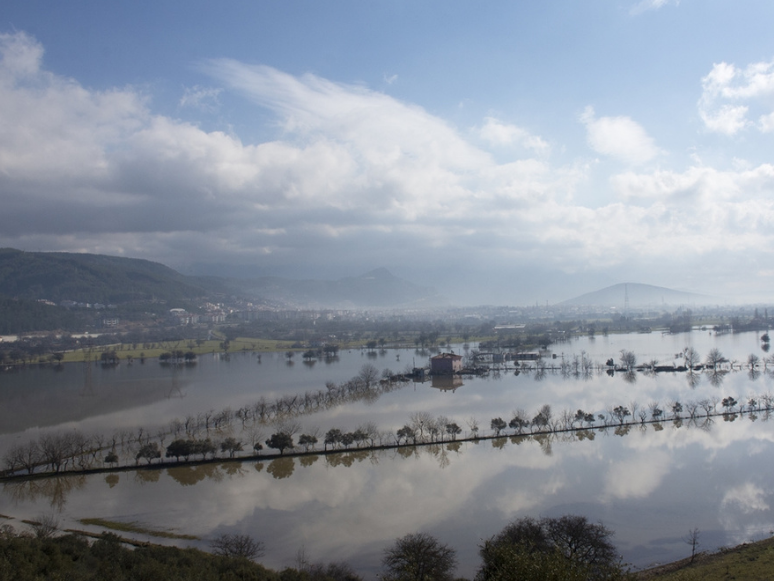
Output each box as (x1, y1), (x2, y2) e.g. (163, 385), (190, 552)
(179, 85), (223, 112)
(699, 60), (774, 134)
(700, 104), (749, 135)
(630, 0), (679, 16)
(478, 117), (550, 154)
(759, 111), (774, 133)
(580, 106), (661, 165)
(0, 30), (44, 76)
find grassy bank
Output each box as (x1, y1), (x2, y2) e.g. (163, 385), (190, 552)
(637, 535), (774, 580)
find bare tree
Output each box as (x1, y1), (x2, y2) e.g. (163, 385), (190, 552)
(466, 416), (480, 438)
(684, 347), (700, 369)
(706, 348), (727, 369)
(628, 401), (640, 423)
(4, 441), (41, 475)
(410, 412), (434, 441)
(683, 528), (700, 563)
(210, 533), (265, 561)
(358, 364), (380, 389)
(31, 514), (59, 540)
(619, 349), (637, 370)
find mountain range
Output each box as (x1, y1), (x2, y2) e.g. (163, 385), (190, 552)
(0, 248), (441, 311)
(559, 282), (714, 308)
(0, 249), (720, 330)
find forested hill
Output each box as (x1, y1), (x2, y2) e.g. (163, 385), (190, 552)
(0, 249), (440, 310)
(0, 249), (442, 333)
(0, 248), (218, 305)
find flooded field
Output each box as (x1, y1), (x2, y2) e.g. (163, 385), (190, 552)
(2, 330), (773, 577)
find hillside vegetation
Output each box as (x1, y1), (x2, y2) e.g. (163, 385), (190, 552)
(0, 296), (89, 335)
(0, 248), (213, 305)
(637, 535), (774, 580)
(0, 530), (288, 581)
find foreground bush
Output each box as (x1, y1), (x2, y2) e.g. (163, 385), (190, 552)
(0, 531), (280, 581)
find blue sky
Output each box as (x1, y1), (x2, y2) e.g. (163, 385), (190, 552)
(2, 1), (774, 304)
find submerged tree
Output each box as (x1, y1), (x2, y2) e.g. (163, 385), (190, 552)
(706, 348), (727, 369)
(324, 429), (343, 450)
(684, 347), (700, 369)
(135, 442), (161, 465)
(220, 437), (244, 458)
(490, 418), (507, 437)
(445, 423), (462, 441)
(265, 433), (294, 455)
(619, 350), (636, 370)
(298, 434), (318, 451)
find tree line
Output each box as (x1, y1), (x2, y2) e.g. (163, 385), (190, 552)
(4, 344), (774, 479)
(5, 384), (772, 480)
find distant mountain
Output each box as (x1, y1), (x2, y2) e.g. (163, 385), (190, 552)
(0, 249), (441, 317)
(0, 248), (218, 305)
(229, 267), (444, 309)
(560, 283), (713, 308)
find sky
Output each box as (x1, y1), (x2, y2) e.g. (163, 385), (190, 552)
(1, 1), (774, 305)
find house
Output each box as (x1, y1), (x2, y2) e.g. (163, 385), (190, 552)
(430, 352), (463, 375)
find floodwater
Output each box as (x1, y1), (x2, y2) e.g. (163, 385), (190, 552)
(1, 330), (773, 578)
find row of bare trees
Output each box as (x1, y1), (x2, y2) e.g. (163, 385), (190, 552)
(2, 364), (406, 477)
(7, 349), (774, 477)
(485, 392), (774, 440)
(3, 430), (106, 475)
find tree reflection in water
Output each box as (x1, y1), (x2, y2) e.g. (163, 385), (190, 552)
(167, 464), (225, 486)
(266, 457), (294, 479)
(134, 469), (161, 484)
(687, 371), (702, 389)
(325, 450), (369, 468)
(708, 369), (728, 387)
(7, 408), (771, 515)
(4, 475), (85, 512)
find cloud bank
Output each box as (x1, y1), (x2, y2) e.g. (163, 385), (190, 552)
(1, 31), (774, 302)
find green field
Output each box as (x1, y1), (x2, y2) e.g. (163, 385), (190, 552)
(58, 337), (300, 364)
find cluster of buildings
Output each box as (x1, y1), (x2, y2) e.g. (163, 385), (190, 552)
(59, 300), (116, 310)
(168, 305), (228, 326)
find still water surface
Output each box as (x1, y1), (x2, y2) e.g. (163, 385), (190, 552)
(1, 330), (773, 577)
